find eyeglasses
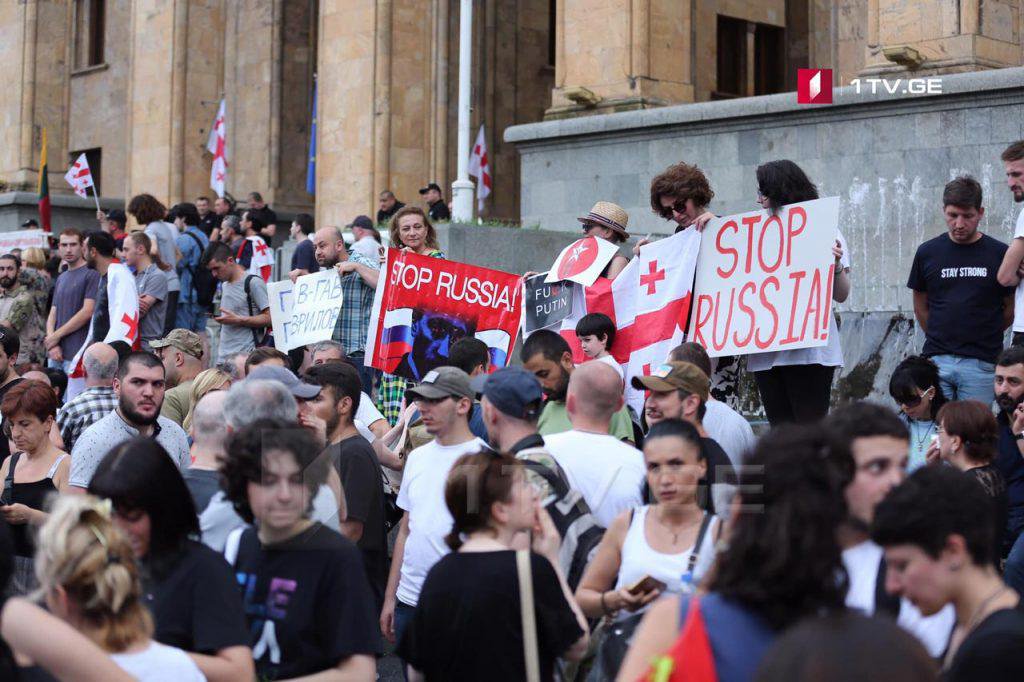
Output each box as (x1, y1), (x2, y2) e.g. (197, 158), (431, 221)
(658, 200), (688, 220)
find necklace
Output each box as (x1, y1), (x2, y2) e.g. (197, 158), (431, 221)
(911, 420), (935, 451)
(654, 508), (700, 544)
(964, 585), (1008, 633)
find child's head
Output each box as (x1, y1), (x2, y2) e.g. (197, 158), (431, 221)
(575, 313), (615, 358)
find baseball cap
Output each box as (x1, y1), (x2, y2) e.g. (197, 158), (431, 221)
(346, 215), (375, 231)
(150, 329), (203, 360)
(418, 182), (442, 195)
(471, 367), (543, 420)
(20, 219), (38, 229)
(406, 366), (473, 401)
(630, 361), (710, 401)
(245, 365), (321, 399)
(105, 209), (127, 226)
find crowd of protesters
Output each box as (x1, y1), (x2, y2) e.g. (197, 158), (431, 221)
(0, 141), (1022, 682)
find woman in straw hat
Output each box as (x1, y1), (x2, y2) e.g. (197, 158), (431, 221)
(577, 201), (631, 280)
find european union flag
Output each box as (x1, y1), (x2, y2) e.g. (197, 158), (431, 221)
(306, 79), (317, 195)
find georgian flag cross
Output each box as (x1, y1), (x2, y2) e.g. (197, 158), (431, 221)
(207, 99), (228, 197)
(64, 154), (95, 198)
(467, 125), (491, 211)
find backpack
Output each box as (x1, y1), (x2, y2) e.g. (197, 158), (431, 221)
(183, 230), (217, 311)
(243, 275), (272, 348)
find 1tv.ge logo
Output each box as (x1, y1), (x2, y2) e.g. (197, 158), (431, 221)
(797, 69), (832, 104)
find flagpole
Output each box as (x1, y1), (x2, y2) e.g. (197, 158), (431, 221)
(90, 184), (101, 212)
(450, 0), (475, 222)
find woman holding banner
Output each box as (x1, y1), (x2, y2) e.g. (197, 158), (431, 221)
(377, 207), (448, 425)
(746, 160), (852, 425)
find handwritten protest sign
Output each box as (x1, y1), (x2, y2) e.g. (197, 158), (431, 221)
(688, 196), (840, 358)
(267, 270), (343, 352)
(0, 230), (48, 254)
(523, 275), (574, 335)
(366, 249), (522, 381)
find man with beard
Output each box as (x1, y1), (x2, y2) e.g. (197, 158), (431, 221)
(301, 362), (387, 608)
(520, 330), (634, 442)
(632, 361), (736, 517)
(83, 231), (118, 344)
(314, 227), (379, 394)
(0, 254), (44, 365)
(0, 328), (24, 464)
(997, 141), (1024, 347)
(68, 352), (190, 491)
(823, 401), (955, 657)
(994, 347), (1024, 591)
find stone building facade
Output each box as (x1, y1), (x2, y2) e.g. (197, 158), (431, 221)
(1, 1), (1022, 231)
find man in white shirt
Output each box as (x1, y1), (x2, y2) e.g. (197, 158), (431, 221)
(543, 361), (645, 528)
(996, 140), (1024, 347)
(824, 401), (955, 657)
(347, 215), (382, 262)
(668, 342), (755, 468)
(381, 366), (486, 649)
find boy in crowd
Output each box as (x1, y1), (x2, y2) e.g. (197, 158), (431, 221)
(575, 313), (623, 381)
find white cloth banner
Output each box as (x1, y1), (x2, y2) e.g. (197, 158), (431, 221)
(267, 271), (342, 352)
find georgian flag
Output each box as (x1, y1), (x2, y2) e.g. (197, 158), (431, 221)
(243, 235), (274, 282)
(207, 99), (228, 198)
(466, 125), (491, 211)
(69, 263), (141, 378)
(64, 153), (95, 198)
(558, 229), (702, 414)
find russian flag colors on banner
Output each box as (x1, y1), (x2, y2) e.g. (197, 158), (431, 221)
(366, 249), (523, 382)
(559, 228), (702, 415)
(69, 263), (141, 378)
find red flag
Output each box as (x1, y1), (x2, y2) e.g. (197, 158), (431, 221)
(641, 598), (718, 682)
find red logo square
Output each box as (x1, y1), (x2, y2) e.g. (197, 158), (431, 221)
(797, 69), (833, 104)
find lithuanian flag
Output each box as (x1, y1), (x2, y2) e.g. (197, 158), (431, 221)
(38, 127), (51, 232)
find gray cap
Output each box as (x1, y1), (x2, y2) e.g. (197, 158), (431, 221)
(245, 365), (321, 399)
(406, 366), (474, 401)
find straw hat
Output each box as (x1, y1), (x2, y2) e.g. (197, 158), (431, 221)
(577, 201), (630, 238)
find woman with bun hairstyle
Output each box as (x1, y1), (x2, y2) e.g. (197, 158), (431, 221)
(397, 450), (588, 681)
(33, 495), (204, 681)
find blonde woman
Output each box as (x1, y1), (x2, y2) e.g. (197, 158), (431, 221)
(33, 495), (204, 680)
(181, 367), (232, 433)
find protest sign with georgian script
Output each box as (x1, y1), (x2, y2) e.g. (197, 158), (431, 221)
(0, 230), (48, 254)
(523, 275), (574, 335)
(267, 270), (343, 352)
(366, 249), (523, 381)
(688, 196), (840, 358)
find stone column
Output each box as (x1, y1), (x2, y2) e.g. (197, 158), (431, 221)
(546, 0), (694, 120)
(126, 0), (223, 209)
(862, 0), (1022, 76)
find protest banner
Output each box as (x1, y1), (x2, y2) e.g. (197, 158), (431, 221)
(523, 275), (574, 335)
(366, 249), (523, 381)
(545, 236), (618, 287)
(0, 230), (48, 254)
(267, 270), (342, 352)
(687, 196), (840, 358)
(559, 229), (702, 415)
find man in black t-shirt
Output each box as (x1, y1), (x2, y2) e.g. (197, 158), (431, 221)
(419, 182), (451, 222)
(376, 190), (404, 225)
(301, 362), (388, 607)
(0, 329), (24, 465)
(246, 191), (278, 237)
(908, 176), (1014, 404)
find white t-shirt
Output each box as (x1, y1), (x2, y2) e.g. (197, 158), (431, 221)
(542, 430), (645, 528)
(702, 400), (755, 468)
(354, 391), (386, 442)
(110, 641), (205, 681)
(1013, 208), (1024, 332)
(747, 230), (850, 371)
(842, 540), (955, 657)
(352, 235), (381, 262)
(396, 436), (487, 605)
(591, 354), (625, 381)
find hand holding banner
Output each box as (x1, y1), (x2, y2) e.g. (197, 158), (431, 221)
(523, 275), (574, 335)
(545, 236), (618, 287)
(267, 269), (343, 352)
(687, 196), (840, 357)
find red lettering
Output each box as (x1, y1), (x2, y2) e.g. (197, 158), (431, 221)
(821, 264), (835, 338)
(715, 221), (740, 278)
(732, 281), (757, 348)
(741, 215), (763, 274)
(780, 270), (806, 344)
(691, 294), (714, 349)
(798, 268), (823, 341)
(754, 277), (780, 349)
(785, 207), (807, 267)
(711, 289), (736, 352)
(757, 215), (785, 273)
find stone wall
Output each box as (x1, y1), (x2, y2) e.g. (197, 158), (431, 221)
(507, 67), (1024, 408)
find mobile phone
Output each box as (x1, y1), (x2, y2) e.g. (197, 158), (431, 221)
(626, 575), (667, 596)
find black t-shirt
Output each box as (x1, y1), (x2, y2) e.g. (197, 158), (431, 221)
(248, 206), (278, 228)
(428, 200), (450, 222)
(376, 201), (405, 225)
(233, 523), (381, 679)
(397, 550), (583, 681)
(945, 604), (1024, 681)
(0, 378), (25, 465)
(198, 212), (223, 237)
(143, 540), (249, 655)
(91, 273), (110, 347)
(967, 464), (1008, 564)
(327, 435), (387, 606)
(290, 238), (319, 275)
(700, 436), (737, 516)
(907, 233), (1012, 363)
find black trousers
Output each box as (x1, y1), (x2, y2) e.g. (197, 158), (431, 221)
(754, 364), (836, 426)
(163, 290), (180, 335)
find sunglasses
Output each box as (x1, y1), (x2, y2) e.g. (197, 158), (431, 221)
(658, 200), (688, 220)
(898, 387), (934, 409)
